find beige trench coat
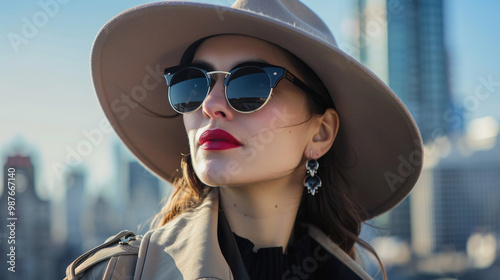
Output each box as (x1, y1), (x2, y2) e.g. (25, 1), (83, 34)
(78, 189), (374, 280)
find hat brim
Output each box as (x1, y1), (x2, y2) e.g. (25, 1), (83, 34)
(92, 2), (423, 220)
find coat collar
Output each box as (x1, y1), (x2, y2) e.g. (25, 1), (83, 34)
(135, 188), (231, 279)
(134, 188), (373, 280)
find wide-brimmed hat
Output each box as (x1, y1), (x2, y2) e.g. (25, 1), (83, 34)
(91, 0), (423, 220)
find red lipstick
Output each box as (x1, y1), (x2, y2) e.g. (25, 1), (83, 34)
(199, 129), (243, 150)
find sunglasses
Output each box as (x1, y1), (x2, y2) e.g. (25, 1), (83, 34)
(164, 62), (314, 114)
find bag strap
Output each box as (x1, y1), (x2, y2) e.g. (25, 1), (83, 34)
(65, 230), (141, 280)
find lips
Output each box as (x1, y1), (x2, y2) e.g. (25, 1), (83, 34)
(198, 129), (243, 150)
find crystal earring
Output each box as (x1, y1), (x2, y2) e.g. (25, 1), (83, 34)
(304, 158), (322, 195)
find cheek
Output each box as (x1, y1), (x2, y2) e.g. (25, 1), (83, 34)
(183, 114), (196, 133)
(242, 94), (311, 154)
(183, 113), (203, 139)
(242, 116), (310, 167)
(235, 129), (307, 183)
(266, 126), (308, 157)
(183, 114), (203, 160)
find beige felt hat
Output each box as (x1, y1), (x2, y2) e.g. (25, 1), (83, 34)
(91, 0), (423, 220)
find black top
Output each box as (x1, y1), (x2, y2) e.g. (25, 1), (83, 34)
(234, 228), (325, 280)
(217, 208), (364, 280)
(233, 226), (364, 280)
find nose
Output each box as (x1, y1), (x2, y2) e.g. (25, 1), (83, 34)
(202, 73), (234, 120)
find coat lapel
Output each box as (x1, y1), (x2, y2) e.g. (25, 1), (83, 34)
(307, 224), (374, 280)
(134, 189), (233, 280)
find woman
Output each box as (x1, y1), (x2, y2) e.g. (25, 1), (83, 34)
(66, 0), (422, 279)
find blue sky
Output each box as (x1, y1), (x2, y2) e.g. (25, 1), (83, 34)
(1, 0), (499, 198)
(446, 0), (500, 119)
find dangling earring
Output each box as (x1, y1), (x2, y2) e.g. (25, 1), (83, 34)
(304, 158), (322, 196)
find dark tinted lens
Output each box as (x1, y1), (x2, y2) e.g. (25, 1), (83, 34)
(169, 68), (209, 113)
(226, 67), (271, 112)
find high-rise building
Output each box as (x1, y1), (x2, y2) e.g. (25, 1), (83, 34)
(373, 0), (452, 258)
(354, 0), (389, 83)
(112, 137), (167, 231)
(387, 0), (452, 143)
(64, 169), (86, 260)
(433, 137), (500, 252)
(127, 161), (162, 233)
(387, 196), (412, 241)
(0, 155), (55, 280)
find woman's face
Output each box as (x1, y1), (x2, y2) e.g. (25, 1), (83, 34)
(183, 35), (320, 187)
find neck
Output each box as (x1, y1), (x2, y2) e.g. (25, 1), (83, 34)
(219, 175), (304, 253)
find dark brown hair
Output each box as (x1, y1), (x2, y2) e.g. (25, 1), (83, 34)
(151, 36), (386, 279)
(286, 51), (387, 279)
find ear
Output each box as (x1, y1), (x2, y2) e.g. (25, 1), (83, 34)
(304, 108), (339, 159)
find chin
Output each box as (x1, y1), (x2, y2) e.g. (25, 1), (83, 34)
(195, 167), (237, 187)
(193, 157), (246, 186)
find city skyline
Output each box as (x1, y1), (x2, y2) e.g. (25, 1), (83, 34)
(2, 1), (500, 279)
(0, 151), (167, 279)
(2, 1), (499, 198)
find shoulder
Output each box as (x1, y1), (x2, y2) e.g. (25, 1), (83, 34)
(78, 253), (138, 280)
(68, 190), (223, 280)
(78, 260), (108, 280)
(64, 230), (141, 280)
